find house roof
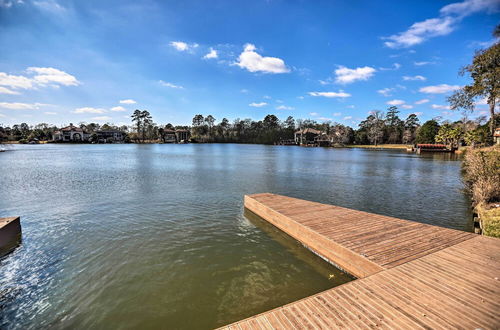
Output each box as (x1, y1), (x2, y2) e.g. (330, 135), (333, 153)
(59, 125), (88, 133)
(494, 128), (500, 137)
(295, 128), (321, 135)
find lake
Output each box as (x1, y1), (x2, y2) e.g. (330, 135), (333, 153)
(0, 144), (472, 329)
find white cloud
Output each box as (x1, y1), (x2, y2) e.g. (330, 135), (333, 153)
(73, 107), (106, 114)
(249, 102), (267, 107)
(419, 84), (460, 94)
(170, 41), (198, 52)
(334, 66), (376, 84)
(27, 67), (79, 86)
(343, 116), (353, 120)
(240, 89), (249, 93)
(414, 112), (424, 116)
(403, 75), (426, 81)
(309, 91), (351, 98)
(309, 112), (319, 116)
(414, 61), (435, 66)
(110, 106), (126, 112)
(383, 0), (499, 48)
(379, 63), (401, 71)
(440, 0), (500, 17)
(401, 104), (414, 109)
(119, 99), (136, 104)
(0, 72), (33, 89)
(0, 113), (5, 117)
(0, 86), (20, 95)
(415, 98), (430, 104)
(44, 111), (57, 115)
(236, 43), (289, 74)
(432, 104), (451, 110)
(159, 80), (184, 89)
(91, 116), (112, 121)
(0, 67), (79, 93)
(377, 88), (394, 97)
(203, 48), (218, 59)
(0, 102), (46, 110)
(276, 105), (294, 110)
(383, 17), (455, 48)
(333, 112), (341, 116)
(346, 105), (355, 109)
(33, 0), (66, 13)
(387, 99), (406, 106)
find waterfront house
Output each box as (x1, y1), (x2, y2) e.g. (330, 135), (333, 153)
(161, 129), (190, 143)
(96, 130), (125, 143)
(52, 124), (90, 142)
(162, 129), (177, 143)
(175, 129), (190, 143)
(294, 128), (321, 145)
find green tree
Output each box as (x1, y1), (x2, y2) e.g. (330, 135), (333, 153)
(448, 42), (499, 138)
(416, 120), (440, 144)
(131, 110), (142, 142)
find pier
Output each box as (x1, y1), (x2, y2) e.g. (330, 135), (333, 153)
(0, 217), (22, 257)
(222, 193), (500, 329)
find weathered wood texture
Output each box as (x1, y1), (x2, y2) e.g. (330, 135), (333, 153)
(245, 193), (475, 278)
(220, 194), (500, 329)
(224, 236), (500, 329)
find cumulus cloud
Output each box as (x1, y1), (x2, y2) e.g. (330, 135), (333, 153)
(249, 102), (267, 107)
(0, 67), (79, 93)
(119, 99), (136, 104)
(236, 43), (289, 74)
(343, 116), (353, 120)
(308, 91), (351, 98)
(170, 41), (198, 52)
(309, 112), (319, 116)
(27, 67), (79, 86)
(159, 80), (184, 89)
(203, 48), (218, 59)
(387, 99), (406, 106)
(73, 107), (106, 114)
(110, 106), (126, 112)
(0, 102), (47, 110)
(333, 112), (342, 116)
(383, 0), (499, 48)
(334, 66), (376, 84)
(415, 98), (430, 104)
(401, 104), (414, 109)
(419, 84), (460, 94)
(44, 111), (57, 115)
(403, 75), (426, 81)
(276, 105), (294, 110)
(432, 104), (451, 110)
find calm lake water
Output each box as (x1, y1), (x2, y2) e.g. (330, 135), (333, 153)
(0, 144), (472, 329)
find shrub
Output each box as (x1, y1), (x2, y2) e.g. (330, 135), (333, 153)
(462, 146), (500, 206)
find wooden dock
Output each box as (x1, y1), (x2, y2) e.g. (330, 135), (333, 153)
(221, 193), (500, 329)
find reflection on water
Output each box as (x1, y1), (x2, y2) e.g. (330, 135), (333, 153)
(0, 144), (471, 329)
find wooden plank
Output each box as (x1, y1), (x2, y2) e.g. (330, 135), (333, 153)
(220, 194), (499, 329)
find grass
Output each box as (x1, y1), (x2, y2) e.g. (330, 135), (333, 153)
(477, 203), (500, 238)
(344, 144), (411, 150)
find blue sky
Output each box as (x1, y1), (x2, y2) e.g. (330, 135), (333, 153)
(0, 0), (498, 127)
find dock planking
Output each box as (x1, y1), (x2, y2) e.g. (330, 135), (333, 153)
(220, 194), (500, 329)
